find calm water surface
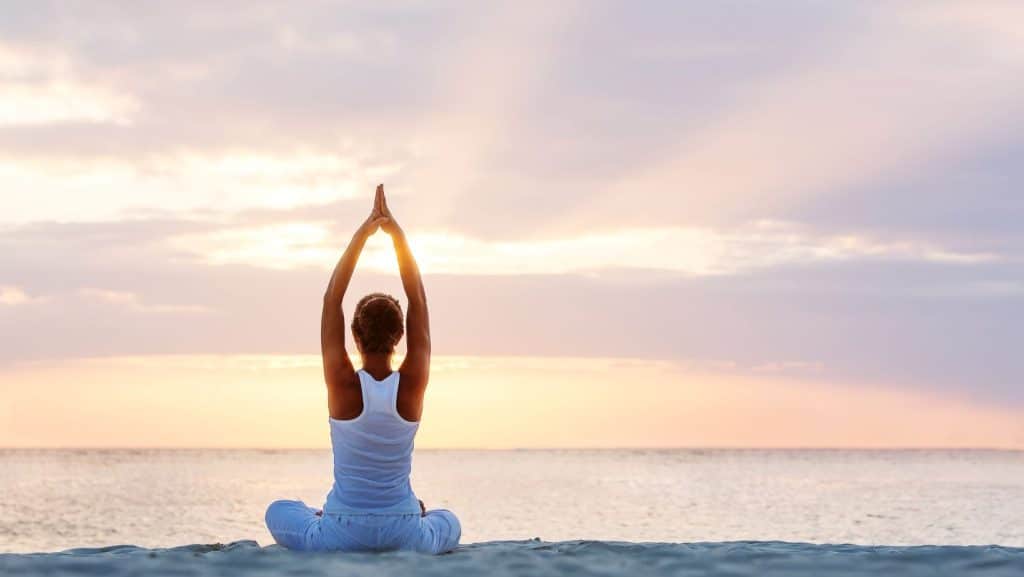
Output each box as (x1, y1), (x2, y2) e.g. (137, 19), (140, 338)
(0, 449), (1021, 553)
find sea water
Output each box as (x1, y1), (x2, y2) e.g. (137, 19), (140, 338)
(1, 449), (1022, 553)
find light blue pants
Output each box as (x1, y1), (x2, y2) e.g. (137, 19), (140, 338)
(265, 500), (461, 554)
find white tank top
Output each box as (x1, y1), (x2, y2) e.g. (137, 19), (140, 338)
(323, 370), (421, 515)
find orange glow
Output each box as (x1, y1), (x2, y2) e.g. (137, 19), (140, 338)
(2, 355), (1021, 449)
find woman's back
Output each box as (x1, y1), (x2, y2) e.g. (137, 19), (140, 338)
(323, 370), (421, 515)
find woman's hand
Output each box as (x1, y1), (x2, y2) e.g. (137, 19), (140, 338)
(374, 184), (402, 236)
(356, 185), (388, 238)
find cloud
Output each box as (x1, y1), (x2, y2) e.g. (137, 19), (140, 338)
(0, 2), (473, 161)
(1, 213), (1022, 405)
(168, 217), (998, 275)
(0, 151), (398, 223)
(0, 42), (138, 126)
(0, 81), (136, 126)
(0, 285), (45, 306)
(783, 135), (1024, 257)
(557, 6), (1024, 236)
(0, 1), (1020, 253)
(77, 288), (211, 314)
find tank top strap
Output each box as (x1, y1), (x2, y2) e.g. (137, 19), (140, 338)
(358, 369), (401, 416)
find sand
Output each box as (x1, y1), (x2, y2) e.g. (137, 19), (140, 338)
(3, 540), (1024, 576)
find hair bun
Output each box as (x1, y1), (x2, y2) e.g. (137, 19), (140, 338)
(352, 293), (404, 354)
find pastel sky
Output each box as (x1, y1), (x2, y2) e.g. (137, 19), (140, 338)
(1, 1), (1023, 448)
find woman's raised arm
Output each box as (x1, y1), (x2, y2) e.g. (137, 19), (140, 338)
(378, 188), (431, 388)
(321, 188), (386, 393)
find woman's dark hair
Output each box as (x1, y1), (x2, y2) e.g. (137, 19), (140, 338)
(351, 292), (404, 354)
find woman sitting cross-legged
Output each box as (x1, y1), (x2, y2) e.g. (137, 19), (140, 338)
(264, 185), (460, 554)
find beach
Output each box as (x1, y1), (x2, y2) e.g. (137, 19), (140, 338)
(4, 539), (1024, 577)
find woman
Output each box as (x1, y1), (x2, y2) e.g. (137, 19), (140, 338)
(264, 185), (460, 554)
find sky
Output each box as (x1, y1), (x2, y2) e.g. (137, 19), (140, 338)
(1, 1), (1023, 448)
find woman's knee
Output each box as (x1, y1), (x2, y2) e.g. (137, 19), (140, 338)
(265, 499), (301, 526)
(436, 509), (462, 545)
(264, 500), (317, 550)
(421, 509), (461, 554)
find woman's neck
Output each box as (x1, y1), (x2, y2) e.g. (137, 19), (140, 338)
(361, 353), (393, 380)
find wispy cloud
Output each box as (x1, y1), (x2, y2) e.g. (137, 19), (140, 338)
(3, 210), (1021, 404)
(0, 285), (45, 306)
(0, 151), (396, 223)
(0, 42), (137, 126)
(169, 218), (998, 275)
(77, 288), (211, 314)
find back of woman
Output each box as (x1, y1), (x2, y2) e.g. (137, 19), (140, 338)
(325, 369), (420, 515)
(263, 185), (460, 554)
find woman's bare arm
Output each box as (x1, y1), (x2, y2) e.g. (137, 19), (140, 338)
(322, 188), (386, 400)
(378, 188), (431, 389)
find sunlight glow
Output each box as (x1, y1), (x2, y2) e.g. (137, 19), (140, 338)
(170, 221), (998, 276)
(171, 223), (337, 269)
(1, 355), (1021, 449)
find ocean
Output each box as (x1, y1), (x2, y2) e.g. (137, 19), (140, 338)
(1, 449), (1022, 554)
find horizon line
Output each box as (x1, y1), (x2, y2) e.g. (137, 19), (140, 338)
(2, 446), (1022, 452)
